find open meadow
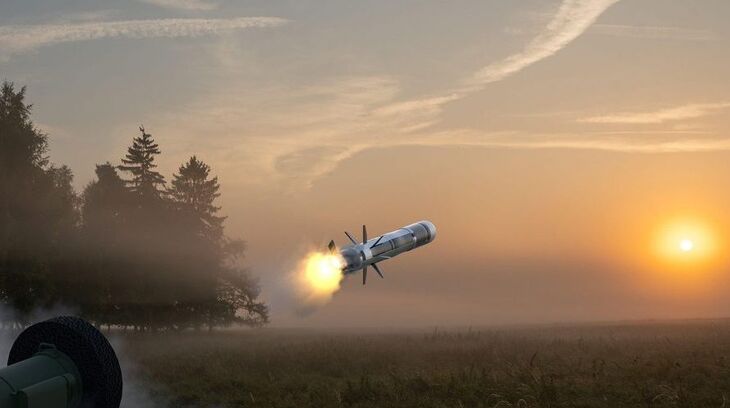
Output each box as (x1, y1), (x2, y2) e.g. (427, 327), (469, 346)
(118, 320), (730, 408)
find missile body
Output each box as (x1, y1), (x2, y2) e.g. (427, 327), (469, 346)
(330, 220), (436, 284)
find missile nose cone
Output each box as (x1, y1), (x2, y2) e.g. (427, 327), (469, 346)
(420, 220), (437, 243)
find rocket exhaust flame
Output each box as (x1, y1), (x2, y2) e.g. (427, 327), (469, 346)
(294, 251), (346, 307)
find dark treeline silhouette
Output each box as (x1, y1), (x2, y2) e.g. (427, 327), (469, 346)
(0, 81), (268, 330)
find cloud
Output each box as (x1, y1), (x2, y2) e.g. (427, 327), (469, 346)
(151, 81), (730, 193)
(147, 76), (403, 189)
(580, 103), (730, 124)
(468, 0), (620, 87)
(135, 0), (219, 11)
(411, 129), (730, 154)
(0, 17), (288, 56)
(131, 1), (624, 190)
(375, 0), (620, 121)
(590, 24), (715, 41)
(57, 10), (120, 23)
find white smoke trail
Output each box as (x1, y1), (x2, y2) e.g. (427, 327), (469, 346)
(0, 17), (289, 56)
(108, 335), (168, 408)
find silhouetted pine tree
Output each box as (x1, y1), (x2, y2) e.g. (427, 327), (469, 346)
(0, 81), (78, 319)
(116, 127), (176, 329)
(169, 156), (268, 328)
(169, 156), (225, 241)
(83, 163), (130, 228)
(119, 126), (165, 200)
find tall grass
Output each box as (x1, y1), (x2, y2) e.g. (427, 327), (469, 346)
(122, 321), (730, 407)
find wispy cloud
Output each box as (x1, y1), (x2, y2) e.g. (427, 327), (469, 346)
(376, 0), (620, 121)
(590, 24), (715, 41)
(468, 0), (620, 87)
(137, 0), (627, 190)
(0, 17), (288, 56)
(129, 1), (626, 190)
(400, 129), (730, 154)
(149, 76), (404, 189)
(56, 10), (120, 23)
(135, 0), (219, 11)
(580, 103), (730, 124)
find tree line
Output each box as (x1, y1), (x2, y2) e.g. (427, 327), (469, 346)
(0, 81), (268, 330)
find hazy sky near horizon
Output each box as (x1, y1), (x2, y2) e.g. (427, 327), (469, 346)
(3, 0), (730, 326)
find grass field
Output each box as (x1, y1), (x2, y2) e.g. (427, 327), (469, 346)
(117, 320), (730, 408)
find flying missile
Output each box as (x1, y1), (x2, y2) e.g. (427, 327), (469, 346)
(328, 220), (436, 284)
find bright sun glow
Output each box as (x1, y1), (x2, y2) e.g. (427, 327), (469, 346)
(653, 218), (717, 264)
(643, 216), (725, 294)
(679, 239), (694, 252)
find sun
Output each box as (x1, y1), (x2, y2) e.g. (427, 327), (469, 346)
(642, 217), (723, 292)
(679, 239), (694, 252)
(653, 217), (717, 264)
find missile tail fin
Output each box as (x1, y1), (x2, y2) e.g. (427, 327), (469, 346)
(362, 266), (368, 285)
(344, 231), (358, 245)
(372, 263), (384, 278)
(328, 240), (337, 253)
(362, 225), (368, 243)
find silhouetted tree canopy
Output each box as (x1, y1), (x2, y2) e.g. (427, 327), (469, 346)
(170, 156), (225, 241)
(119, 127), (165, 200)
(0, 81), (268, 329)
(0, 82), (78, 318)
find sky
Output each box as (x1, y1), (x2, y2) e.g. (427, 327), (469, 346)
(2, 0), (730, 327)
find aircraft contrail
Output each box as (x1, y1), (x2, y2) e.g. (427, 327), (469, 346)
(0, 17), (289, 56)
